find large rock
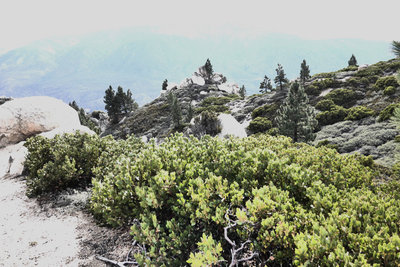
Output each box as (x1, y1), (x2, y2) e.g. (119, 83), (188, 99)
(0, 96), (95, 178)
(218, 114), (247, 138)
(0, 96), (81, 148)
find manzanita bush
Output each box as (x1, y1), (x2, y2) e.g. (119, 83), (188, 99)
(24, 131), (400, 265)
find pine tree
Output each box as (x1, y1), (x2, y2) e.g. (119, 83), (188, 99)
(259, 76), (273, 93)
(204, 59), (213, 83)
(69, 100), (79, 111)
(392, 41), (400, 58)
(187, 102), (194, 122)
(104, 86), (137, 123)
(121, 89), (137, 113)
(274, 64), (289, 90)
(348, 54), (358, 66)
(275, 82), (317, 143)
(300, 60), (311, 84)
(104, 86), (118, 121)
(239, 85), (246, 98)
(168, 92), (182, 129)
(162, 79), (168, 91)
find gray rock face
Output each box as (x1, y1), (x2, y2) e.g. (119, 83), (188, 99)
(0, 96), (82, 147)
(0, 96), (95, 178)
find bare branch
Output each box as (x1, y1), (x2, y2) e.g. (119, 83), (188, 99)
(95, 255), (138, 266)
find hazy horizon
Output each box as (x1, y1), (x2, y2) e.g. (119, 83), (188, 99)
(1, 0), (399, 54)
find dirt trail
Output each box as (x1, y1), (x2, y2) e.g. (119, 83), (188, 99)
(0, 175), (132, 267)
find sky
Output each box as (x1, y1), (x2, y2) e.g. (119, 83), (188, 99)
(0, 0), (399, 53)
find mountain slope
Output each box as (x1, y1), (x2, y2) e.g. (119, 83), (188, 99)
(105, 58), (400, 167)
(0, 29), (392, 110)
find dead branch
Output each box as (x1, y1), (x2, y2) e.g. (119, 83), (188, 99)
(95, 255), (138, 266)
(224, 209), (259, 267)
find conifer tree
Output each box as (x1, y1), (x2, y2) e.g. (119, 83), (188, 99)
(204, 59), (213, 83)
(168, 92), (182, 128)
(392, 41), (400, 58)
(259, 75), (273, 93)
(104, 86), (137, 123)
(300, 59), (311, 84)
(104, 86), (118, 121)
(348, 54), (358, 66)
(275, 82), (317, 142)
(162, 79), (168, 91)
(186, 102), (194, 122)
(239, 85), (246, 98)
(274, 64), (289, 90)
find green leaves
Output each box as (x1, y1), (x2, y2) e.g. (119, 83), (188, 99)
(85, 133), (399, 265)
(24, 131), (105, 196)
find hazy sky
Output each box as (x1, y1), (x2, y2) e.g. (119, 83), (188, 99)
(0, 0), (399, 52)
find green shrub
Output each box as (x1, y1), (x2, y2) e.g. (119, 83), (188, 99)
(24, 131), (107, 196)
(316, 105), (349, 126)
(89, 133), (397, 266)
(316, 139), (338, 151)
(384, 86), (396, 95)
(345, 106), (375, 120)
(267, 127), (279, 136)
(191, 111), (222, 137)
(309, 78), (340, 92)
(339, 65), (359, 72)
(395, 135), (400, 142)
(315, 99), (336, 111)
(304, 84), (320, 96)
(378, 103), (400, 121)
(196, 95), (239, 114)
(251, 103), (278, 119)
(325, 88), (358, 107)
(247, 117), (273, 133)
(374, 76), (399, 90)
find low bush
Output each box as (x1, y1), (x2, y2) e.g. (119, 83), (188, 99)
(384, 86), (396, 96)
(247, 117), (273, 134)
(316, 105), (349, 126)
(315, 99), (336, 111)
(374, 76), (399, 91)
(345, 106), (375, 120)
(378, 103), (400, 121)
(315, 139), (338, 151)
(304, 84), (320, 96)
(325, 88), (358, 107)
(251, 103), (278, 119)
(24, 131), (108, 196)
(196, 95), (239, 115)
(309, 78), (340, 92)
(88, 133), (400, 266)
(191, 111), (222, 137)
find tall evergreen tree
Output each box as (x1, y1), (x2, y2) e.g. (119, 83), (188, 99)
(274, 64), (289, 90)
(186, 102), (194, 123)
(162, 79), (168, 91)
(275, 82), (317, 143)
(239, 85), (247, 98)
(204, 58), (213, 83)
(104, 86), (137, 123)
(300, 59), (311, 84)
(168, 92), (182, 128)
(348, 54), (358, 66)
(104, 86), (118, 121)
(392, 41), (400, 58)
(259, 75), (273, 93)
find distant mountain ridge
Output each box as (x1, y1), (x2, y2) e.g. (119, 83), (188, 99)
(0, 29), (392, 110)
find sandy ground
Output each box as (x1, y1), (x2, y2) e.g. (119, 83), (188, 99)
(0, 175), (132, 267)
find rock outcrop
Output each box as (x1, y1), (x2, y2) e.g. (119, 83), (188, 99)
(217, 114), (247, 138)
(0, 96), (84, 147)
(0, 96), (94, 178)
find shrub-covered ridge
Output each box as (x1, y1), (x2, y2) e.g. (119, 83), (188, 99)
(88, 133), (400, 266)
